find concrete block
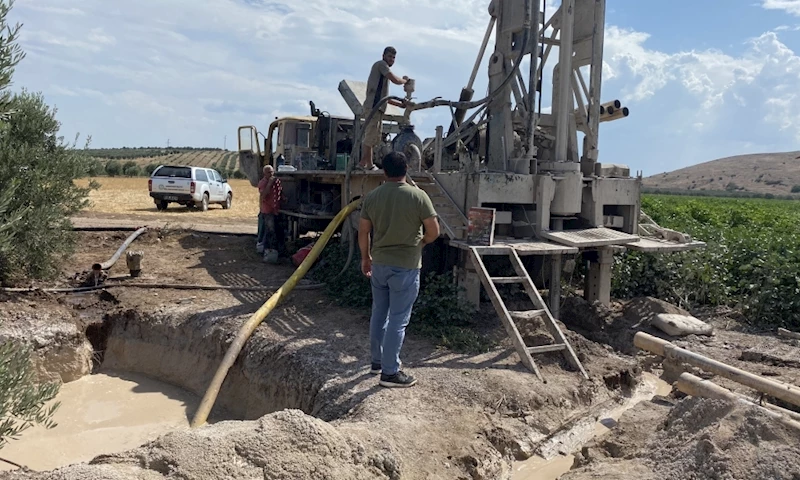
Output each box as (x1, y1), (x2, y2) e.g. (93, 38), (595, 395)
(595, 163), (630, 178)
(652, 314), (713, 337)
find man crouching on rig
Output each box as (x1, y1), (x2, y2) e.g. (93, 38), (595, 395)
(358, 151), (439, 387)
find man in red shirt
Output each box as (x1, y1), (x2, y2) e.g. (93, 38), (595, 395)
(257, 165), (282, 261)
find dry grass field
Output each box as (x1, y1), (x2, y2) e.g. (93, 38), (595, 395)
(75, 177), (259, 225)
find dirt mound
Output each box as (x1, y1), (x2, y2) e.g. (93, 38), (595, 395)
(559, 296), (691, 355)
(645, 397), (800, 479)
(565, 396), (800, 480)
(7, 410), (401, 480)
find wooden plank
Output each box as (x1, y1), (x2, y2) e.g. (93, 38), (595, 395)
(490, 276), (526, 284)
(469, 247), (543, 381)
(528, 344), (566, 354)
(509, 249), (589, 379)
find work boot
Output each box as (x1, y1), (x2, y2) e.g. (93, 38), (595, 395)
(379, 370), (416, 388)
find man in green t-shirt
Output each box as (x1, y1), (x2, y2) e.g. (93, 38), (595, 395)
(359, 151), (440, 388)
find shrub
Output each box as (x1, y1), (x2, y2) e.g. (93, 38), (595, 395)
(613, 195), (800, 329)
(104, 159), (121, 176)
(0, 341), (61, 449)
(0, 3), (96, 284)
(308, 240), (492, 353)
(145, 163), (160, 175)
(121, 160), (140, 176)
(792, 185), (800, 193)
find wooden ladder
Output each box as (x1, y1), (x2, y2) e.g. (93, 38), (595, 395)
(469, 246), (589, 382)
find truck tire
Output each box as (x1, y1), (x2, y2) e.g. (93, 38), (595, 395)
(198, 193), (209, 212)
(155, 200), (168, 211)
(222, 192), (232, 210)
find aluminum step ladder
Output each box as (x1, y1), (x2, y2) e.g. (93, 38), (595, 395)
(469, 245), (589, 382)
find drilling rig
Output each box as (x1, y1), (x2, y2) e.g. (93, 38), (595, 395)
(237, 0), (703, 379)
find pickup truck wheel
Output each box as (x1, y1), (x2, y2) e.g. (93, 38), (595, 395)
(155, 200), (168, 211)
(222, 193), (232, 210)
(198, 193), (209, 212)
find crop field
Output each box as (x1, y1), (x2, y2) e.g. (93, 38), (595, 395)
(614, 194), (800, 329)
(75, 177), (258, 222)
(84, 148), (241, 176)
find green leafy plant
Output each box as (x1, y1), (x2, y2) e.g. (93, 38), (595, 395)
(0, 341), (61, 449)
(613, 194), (800, 329)
(309, 240), (492, 353)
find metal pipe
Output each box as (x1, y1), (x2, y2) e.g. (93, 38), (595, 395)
(585, 0), (606, 166)
(634, 332), (800, 408)
(675, 372), (800, 433)
(468, 16), (497, 90)
(526, 0), (540, 161)
(191, 198), (363, 428)
(554, 0), (575, 163)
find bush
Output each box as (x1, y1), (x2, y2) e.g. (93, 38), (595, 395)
(308, 240), (492, 353)
(613, 195), (800, 329)
(104, 159), (121, 176)
(121, 160), (140, 176)
(0, 341), (61, 448)
(792, 185), (800, 194)
(0, 2), (96, 284)
(145, 163), (160, 175)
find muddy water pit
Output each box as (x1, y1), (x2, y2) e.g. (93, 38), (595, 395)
(0, 253), (654, 480)
(0, 371), (223, 472)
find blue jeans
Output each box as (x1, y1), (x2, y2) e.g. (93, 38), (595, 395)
(369, 264), (421, 375)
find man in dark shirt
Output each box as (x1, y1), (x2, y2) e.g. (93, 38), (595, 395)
(359, 46), (409, 171)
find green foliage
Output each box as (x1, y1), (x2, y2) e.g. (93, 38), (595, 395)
(309, 240), (492, 353)
(613, 195), (800, 329)
(104, 159), (121, 176)
(0, 90), (97, 284)
(0, 341), (61, 449)
(83, 146), (223, 160)
(121, 160), (140, 177)
(792, 185), (800, 194)
(145, 163), (160, 175)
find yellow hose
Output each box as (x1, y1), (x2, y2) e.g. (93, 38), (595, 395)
(190, 198), (362, 428)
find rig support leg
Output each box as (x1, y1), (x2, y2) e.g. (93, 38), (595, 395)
(584, 247), (613, 306)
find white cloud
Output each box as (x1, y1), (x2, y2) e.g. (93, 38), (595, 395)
(7, 0), (800, 174)
(763, 0), (800, 15)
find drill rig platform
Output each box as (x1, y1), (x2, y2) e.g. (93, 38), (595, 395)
(237, 0), (704, 378)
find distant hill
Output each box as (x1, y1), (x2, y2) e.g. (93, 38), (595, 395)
(643, 151), (800, 197)
(84, 147), (242, 175)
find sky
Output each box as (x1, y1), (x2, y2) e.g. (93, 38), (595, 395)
(8, 0), (800, 176)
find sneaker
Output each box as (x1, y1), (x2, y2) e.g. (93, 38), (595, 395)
(368, 164), (379, 171)
(369, 360), (401, 375)
(379, 370), (417, 388)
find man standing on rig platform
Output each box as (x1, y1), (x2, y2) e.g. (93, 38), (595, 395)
(358, 151), (440, 388)
(359, 46), (409, 171)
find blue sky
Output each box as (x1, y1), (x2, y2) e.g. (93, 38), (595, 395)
(9, 0), (800, 176)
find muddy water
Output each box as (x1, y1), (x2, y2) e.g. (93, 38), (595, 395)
(0, 371), (208, 472)
(512, 372), (672, 480)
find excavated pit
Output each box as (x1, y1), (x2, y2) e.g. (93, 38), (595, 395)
(0, 231), (669, 479)
(0, 294), (650, 479)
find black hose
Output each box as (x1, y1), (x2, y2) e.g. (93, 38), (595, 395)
(1, 281), (324, 294)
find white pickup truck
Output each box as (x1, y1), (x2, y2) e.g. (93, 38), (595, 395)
(148, 165), (233, 211)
